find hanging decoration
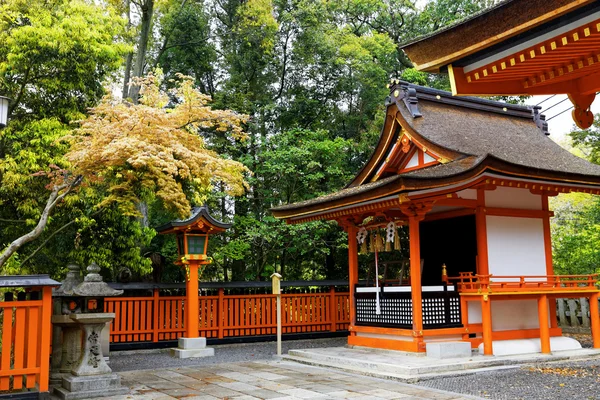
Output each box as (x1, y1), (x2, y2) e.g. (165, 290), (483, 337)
(394, 228), (402, 251)
(385, 221), (396, 252)
(356, 227), (368, 254)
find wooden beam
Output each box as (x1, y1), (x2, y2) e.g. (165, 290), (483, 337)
(476, 189), (489, 276)
(409, 216), (423, 343)
(348, 224), (359, 336)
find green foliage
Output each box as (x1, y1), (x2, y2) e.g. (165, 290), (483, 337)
(551, 193), (600, 275)
(570, 117), (600, 164)
(0, 0), (129, 123)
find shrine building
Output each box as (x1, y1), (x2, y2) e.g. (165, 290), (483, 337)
(271, 82), (600, 356)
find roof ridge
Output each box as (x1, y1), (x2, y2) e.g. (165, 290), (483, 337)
(388, 80), (534, 119)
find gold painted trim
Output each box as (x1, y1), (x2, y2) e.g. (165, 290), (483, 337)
(412, 0), (594, 72)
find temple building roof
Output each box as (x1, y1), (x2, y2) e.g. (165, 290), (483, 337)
(271, 82), (600, 221)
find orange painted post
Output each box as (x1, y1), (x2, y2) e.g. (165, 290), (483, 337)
(25, 304), (39, 388)
(409, 216), (423, 341)
(38, 287), (52, 392)
(152, 288), (160, 342)
(590, 293), (600, 348)
(347, 224), (359, 335)
(13, 305), (26, 390)
(476, 189), (489, 276)
(218, 288), (225, 339)
(329, 286), (337, 332)
(185, 262), (200, 338)
(481, 295), (493, 355)
(0, 305), (13, 390)
(541, 194), (554, 277)
(538, 294), (551, 353)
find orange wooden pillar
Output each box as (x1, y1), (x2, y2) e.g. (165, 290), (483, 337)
(184, 261), (200, 338)
(537, 294), (551, 354)
(481, 295), (493, 355)
(408, 215), (423, 345)
(590, 292), (600, 348)
(38, 286), (53, 392)
(347, 224), (359, 335)
(541, 194), (558, 329)
(475, 188), (489, 276)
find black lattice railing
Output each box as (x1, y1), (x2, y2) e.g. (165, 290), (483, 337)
(355, 287), (462, 329)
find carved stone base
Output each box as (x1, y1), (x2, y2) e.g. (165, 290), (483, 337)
(54, 374), (128, 400)
(170, 337), (215, 359)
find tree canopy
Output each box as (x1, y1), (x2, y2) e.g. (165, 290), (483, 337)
(1, 0), (518, 282)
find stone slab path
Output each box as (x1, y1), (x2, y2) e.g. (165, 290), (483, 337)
(93, 360), (483, 400)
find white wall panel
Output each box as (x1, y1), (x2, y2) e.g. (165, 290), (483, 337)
(485, 187), (541, 209)
(486, 216), (546, 278)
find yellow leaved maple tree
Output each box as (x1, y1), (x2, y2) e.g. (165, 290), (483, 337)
(66, 72), (249, 218)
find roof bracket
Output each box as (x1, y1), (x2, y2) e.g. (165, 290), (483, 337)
(532, 106), (549, 136)
(390, 82), (422, 118)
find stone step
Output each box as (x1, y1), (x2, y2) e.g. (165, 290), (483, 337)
(284, 346), (600, 382)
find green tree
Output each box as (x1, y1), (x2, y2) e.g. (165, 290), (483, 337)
(0, 0), (128, 273)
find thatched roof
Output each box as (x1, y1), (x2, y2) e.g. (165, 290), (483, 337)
(271, 82), (600, 219)
(401, 0), (595, 72)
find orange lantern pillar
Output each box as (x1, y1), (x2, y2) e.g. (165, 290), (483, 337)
(157, 206), (231, 358)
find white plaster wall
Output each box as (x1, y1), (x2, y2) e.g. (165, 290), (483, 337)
(457, 189), (477, 200)
(406, 152), (419, 168)
(468, 301), (482, 324)
(485, 187), (542, 210)
(491, 300), (541, 331)
(486, 216), (547, 278)
(468, 299), (549, 331)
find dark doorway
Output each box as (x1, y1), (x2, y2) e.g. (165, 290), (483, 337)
(419, 214), (477, 286)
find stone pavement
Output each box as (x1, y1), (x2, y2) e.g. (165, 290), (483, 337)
(93, 359), (483, 400)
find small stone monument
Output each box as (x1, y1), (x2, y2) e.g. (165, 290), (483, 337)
(54, 263), (128, 400)
(51, 264), (83, 385)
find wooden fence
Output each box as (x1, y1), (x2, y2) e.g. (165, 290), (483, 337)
(556, 297), (600, 329)
(104, 285), (350, 343)
(0, 276), (57, 394)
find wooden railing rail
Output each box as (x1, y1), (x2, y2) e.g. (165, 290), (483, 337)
(104, 284), (350, 343)
(0, 275), (58, 394)
(449, 273), (599, 293)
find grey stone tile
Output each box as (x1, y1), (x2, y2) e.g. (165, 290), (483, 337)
(277, 388), (329, 399)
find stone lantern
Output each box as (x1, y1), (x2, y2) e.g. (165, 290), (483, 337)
(54, 263), (128, 400)
(156, 205), (231, 358)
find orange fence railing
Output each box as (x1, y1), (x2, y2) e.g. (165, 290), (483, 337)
(104, 287), (350, 343)
(450, 272), (599, 293)
(0, 276), (56, 394)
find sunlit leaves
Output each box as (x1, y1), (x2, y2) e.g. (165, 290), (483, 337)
(66, 72), (249, 218)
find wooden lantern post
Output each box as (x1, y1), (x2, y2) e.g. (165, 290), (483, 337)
(157, 206), (231, 357)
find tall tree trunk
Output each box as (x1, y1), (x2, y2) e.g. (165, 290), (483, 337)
(122, 0), (133, 99)
(128, 0), (155, 103)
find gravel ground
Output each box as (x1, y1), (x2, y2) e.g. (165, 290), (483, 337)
(418, 358), (600, 400)
(109, 337), (347, 372)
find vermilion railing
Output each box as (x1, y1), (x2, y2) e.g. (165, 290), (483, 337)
(451, 272), (599, 293)
(0, 276), (56, 394)
(104, 287), (350, 343)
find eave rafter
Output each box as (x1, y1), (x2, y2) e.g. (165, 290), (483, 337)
(446, 17), (600, 129)
(461, 18), (600, 92)
(286, 174), (600, 226)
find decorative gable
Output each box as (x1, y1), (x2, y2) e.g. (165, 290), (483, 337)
(371, 132), (441, 181)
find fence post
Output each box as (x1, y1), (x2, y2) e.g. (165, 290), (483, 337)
(581, 297), (591, 328)
(38, 286), (53, 392)
(152, 288), (160, 343)
(218, 288), (225, 339)
(568, 299), (580, 327)
(329, 286), (337, 332)
(558, 299), (567, 326)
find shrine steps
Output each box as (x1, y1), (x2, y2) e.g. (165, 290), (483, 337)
(282, 346), (600, 383)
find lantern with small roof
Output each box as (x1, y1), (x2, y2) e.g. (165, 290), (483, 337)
(156, 206), (231, 347)
(157, 206), (231, 266)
